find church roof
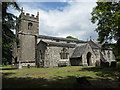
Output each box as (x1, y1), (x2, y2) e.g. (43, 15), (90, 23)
(38, 35), (86, 43)
(88, 40), (100, 49)
(70, 45), (86, 58)
(40, 40), (76, 48)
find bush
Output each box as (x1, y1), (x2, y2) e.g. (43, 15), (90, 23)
(116, 56), (120, 61)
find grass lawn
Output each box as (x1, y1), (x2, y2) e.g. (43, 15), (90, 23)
(1, 65), (120, 88)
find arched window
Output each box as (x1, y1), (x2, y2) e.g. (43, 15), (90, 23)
(28, 22), (33, 30)
(60, 48), (69, 59)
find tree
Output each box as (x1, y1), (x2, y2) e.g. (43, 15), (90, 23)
(91, 1), (120, 60)
(66, 36), (78, 40)
(2, 2), (20, 65)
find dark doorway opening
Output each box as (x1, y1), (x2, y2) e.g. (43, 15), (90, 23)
(87, 52), (92, 66)
(70, 56), (82, 66)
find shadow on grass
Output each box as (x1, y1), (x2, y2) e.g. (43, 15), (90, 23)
(2, 72), (16, 77)
(2, 72), (120, 88)
(2, 66), (120, 88)
(81, 67), (120, 81)
(1, 68), (17, 70)
(2, 76), (95, 88)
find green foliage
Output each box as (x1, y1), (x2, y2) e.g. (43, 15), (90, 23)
(91, 2), (120, 43)
(66, 36), (78, 40)
(2, 2), (20, 65)
(91, 2), (120, 59)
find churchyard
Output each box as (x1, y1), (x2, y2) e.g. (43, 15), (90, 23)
(1, 62), (120, 88)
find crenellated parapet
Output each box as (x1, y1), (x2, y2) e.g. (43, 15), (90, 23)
(18, 7), (39, 35)
(19, 8), (39, 22)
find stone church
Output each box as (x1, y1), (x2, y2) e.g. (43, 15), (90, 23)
(12, 11), (115, 68)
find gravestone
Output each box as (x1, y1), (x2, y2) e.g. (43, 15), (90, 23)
(104, 62), (109, 67)
(18, 62), (22, 69)
(101, 62), (109, 67)
(111, 61), (116, 67)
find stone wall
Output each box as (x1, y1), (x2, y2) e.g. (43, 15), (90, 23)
(19, 12), (39, 35)
(36, 41), (47, 67)
(44, 46), (63, 67)
(21, 62), (36, 67)
(13, 12), (39, 68)
(37, 41), (74, 68)
(101, 50), (115, 62)
(44, 46), (72, 67)
(82, 44), (96, 66)
(70, 57), (82, 66)
(18, 34), (36, 62)
(12, 62), (36, 69)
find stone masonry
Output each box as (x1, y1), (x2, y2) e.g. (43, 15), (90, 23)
(12, 11), (116, 68)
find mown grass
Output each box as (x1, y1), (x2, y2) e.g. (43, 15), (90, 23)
(2, 66), (95, 79)
(1, 64), (120, 88)
(0, 65), (11, 69)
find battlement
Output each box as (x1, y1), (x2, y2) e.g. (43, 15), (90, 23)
(18, 9), (39, 35)
(25, 13), (37, 18)
(19, 11), (39, 21)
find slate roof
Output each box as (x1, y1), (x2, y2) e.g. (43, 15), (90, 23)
(38, 35), (86, 43)
(39, 40), (76, 48)
(88, 40), (100, 49)
(70, 45), (86, 58)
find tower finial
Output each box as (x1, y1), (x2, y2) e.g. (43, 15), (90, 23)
(90, 36), (92, 41)
(37, 12), (39, 17)
(21, 7), (24, 12)
(36, 12), (39, 20)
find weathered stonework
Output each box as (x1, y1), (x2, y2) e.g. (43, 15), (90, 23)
(13, 11), (39, 68)
(12, 11), (116, 68)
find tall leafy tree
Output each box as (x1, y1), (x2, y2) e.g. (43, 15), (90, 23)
(2, 2), (20, 65)
(91, 1), (120, 60)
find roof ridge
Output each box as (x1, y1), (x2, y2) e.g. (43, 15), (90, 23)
(39, 40), (76, 48)
(88, 40), (100, 49)
(38, 35), (86, 43)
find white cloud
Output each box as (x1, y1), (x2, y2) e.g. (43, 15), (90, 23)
(40, 2), (98, 40)
(9, 2), (98, 41)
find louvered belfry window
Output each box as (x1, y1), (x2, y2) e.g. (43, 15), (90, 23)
(28, 22), (33, 30)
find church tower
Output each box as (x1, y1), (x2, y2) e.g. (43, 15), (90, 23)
(16, 10), (39, 68)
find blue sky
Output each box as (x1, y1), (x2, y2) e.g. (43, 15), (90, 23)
(18, 2), (69, 11)
(9, 1), (98, 41)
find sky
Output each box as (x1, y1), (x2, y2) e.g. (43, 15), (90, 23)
(8, 0), (98, 41)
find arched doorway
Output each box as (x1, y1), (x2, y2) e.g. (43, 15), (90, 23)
(87, 52), (92, 66)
